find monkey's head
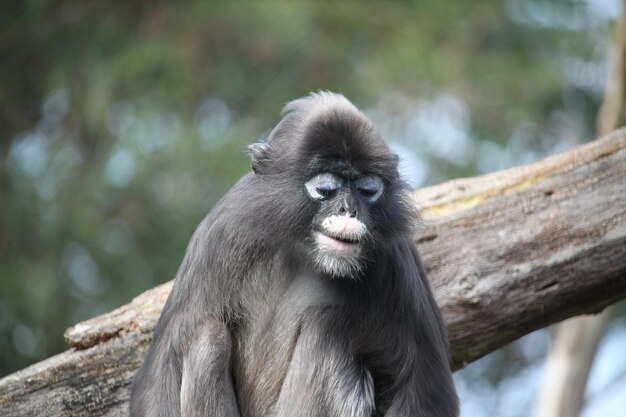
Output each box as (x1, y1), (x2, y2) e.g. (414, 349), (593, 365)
(248, 92), (414, 278)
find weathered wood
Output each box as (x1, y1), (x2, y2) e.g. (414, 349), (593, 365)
(2, 130), (625, 417)
(416, 130), (626, 368)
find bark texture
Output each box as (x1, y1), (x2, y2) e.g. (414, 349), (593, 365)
(1, 130), (626, 417)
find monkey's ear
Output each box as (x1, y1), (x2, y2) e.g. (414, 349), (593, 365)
(247, 142), (271, 175)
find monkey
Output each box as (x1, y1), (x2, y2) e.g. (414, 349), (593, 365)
(130, 91), (459, 417)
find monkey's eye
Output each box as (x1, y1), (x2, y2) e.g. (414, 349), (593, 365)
(305, 173), (342, 200)
(316, 181), (340, 197)
(356, 176), (384, 202)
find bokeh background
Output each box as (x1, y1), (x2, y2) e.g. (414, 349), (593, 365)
(1, 1), (625, 416)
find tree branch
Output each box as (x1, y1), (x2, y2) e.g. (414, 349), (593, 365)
(2, 130), (625, 416)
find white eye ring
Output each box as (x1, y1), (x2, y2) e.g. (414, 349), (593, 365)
(305, 173), (342, 200)
(355, 176), (384, 203)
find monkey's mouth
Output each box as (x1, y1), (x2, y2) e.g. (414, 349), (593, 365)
(326, 233), (360, 244)
(315, 232), (362, 255)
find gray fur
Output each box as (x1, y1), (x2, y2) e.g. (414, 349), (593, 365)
(130, 91), (459, 417)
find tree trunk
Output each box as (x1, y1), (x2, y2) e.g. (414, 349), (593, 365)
(1, 130), (626, 417)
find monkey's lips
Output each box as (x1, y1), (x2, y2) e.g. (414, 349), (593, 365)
(315, 232), (361, 255)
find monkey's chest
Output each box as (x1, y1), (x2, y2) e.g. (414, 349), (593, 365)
(232, 275), (375, 416)
(233, 306), (376, 417)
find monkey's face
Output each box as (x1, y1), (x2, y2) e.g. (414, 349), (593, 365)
(304, 169), (384, 278)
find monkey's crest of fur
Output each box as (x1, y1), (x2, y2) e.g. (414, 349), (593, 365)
(282, 90), (359, 123)
(248, 92), (355, 169)
(250, 92), (399, 179)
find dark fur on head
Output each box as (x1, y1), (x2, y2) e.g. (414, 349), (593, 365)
(130, 91), (459, 417)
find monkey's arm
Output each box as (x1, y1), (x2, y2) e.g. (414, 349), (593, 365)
(130, 212), (243, 417)
(180, 319), (240, 417)
(384, 241), (459, 417)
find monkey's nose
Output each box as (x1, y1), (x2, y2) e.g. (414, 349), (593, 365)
(339, 195), (358, 218)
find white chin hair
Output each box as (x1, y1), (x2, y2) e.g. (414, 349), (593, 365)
(314, 249), (362, 278)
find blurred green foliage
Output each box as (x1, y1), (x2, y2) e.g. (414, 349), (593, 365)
(0, 0), (613, 378)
